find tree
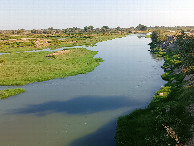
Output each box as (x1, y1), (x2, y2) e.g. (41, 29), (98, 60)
(65, 28), (70, 33)
(176, 32), (194, 70)
(17, 29), (25, 34)
(102, 26), (109, 30)
(151, 31), (158, 44)
(84, 26), (88, 32)
(84, 26), (94, 32)
(48, 27), (54, 31)
(136, 24), (147, 31)
(31, 29), (37, 34)
(149, 31), (159, 50)
(101, 26), (109, 34)
(88, 26), (94, 32)
(72, 27), (76, 33)
(116, 26), (121, 31)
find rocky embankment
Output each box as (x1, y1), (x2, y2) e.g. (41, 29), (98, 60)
(116, 31), (194, 146)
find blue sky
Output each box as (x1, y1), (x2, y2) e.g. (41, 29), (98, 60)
(0, 0), (194, 29)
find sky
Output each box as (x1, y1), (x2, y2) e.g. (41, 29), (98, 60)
(0, 0), (194, 30)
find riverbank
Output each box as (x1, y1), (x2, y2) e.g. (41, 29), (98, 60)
(0, 34), (166, 146)
(0, 48), (103, 86)
(116, 31), (194, 145)
(0, 34), (126, 99)
(0, 88), (25, 99)
(0, 33), (126, 53)
(0, 34), (126, 85)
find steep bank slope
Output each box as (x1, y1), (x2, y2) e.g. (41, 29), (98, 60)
(116, 31), (194, 145)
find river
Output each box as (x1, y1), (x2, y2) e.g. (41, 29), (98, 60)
(0, 34), (166, 146)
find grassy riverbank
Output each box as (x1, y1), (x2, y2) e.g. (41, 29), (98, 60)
(0, 88), (25, 99)
(0, 33), (125, 99)
(0, 48), (102, 85)
(0, 34), (125, 53)
(116, 74), (194, 145)
(116, 31), (194, 145)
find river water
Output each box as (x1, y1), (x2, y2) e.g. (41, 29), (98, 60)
(0, 34), (166, 146)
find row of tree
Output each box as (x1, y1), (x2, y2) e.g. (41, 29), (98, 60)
(0, 24), (151, 35)
(150, 30), (194, 71)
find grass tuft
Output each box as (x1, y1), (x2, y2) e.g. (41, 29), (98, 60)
(0, 88), (25, 99)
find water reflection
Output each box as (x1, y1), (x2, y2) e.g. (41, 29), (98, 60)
(70, 120), (117, 146)
(0, 35), (166, 146)
(137, 33), (146, 39)
(10, 96), (143, 116)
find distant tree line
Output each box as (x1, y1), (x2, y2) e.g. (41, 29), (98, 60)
(1, 25), (194, 35)
(136, 24), (147, 31)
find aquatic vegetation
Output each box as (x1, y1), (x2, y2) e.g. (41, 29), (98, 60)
(0, 33), (125, 86)
(145, 35), (151, 38)
(0, 48), (103, 85)
(0, 33), (126, 53)
(0, 88), (25, 99)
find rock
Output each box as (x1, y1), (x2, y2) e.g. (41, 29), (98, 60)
(165, 68), (171, 71)
(184, 74), (194, 81)
(173, 67), (184, 74)
(172, 80), (176, 83)
(184, 74), (194, 87)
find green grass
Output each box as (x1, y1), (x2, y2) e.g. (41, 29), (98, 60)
(0, 34), (126, 53)
(0, 33), (126, 87)
(0, 88), (25, 99)
(0, 34), (126, 86)
(0, 48), (103, 85)
(116, 50), (194, 145)
(153, 86), (172, 100)
(145, 35), (151, 38)
(161, 72), (172, 81)
(116, 86), (194, 146)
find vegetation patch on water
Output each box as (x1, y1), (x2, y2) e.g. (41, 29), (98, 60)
(0, 88), (25, 99)
(0, 33), (126, 53)
(0, 32), (126, 86)
(145, 34), (151, 38)
(0, 48), (103, 85)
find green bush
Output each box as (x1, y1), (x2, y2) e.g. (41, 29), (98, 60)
(0, 58), (6, 63)
(154, 86), (171, 100)
(161, 72), (172, 81)
(116, 86), (194, 146)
